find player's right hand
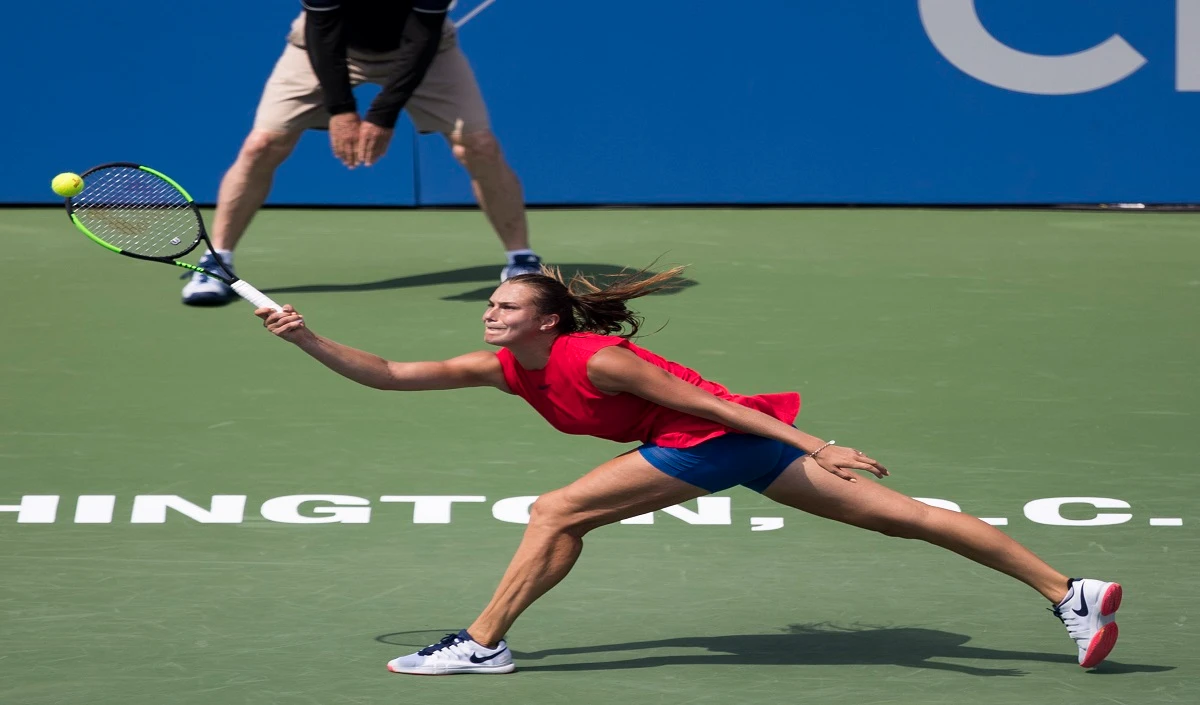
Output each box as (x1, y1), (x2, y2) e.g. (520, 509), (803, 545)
(256, 304), (310, 344)
(328, 113), (362, 168)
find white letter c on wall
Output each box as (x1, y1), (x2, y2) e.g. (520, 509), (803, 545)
(918, 0), (1147, 94)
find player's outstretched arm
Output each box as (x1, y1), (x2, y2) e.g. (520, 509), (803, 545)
(255, 306), (506, 392)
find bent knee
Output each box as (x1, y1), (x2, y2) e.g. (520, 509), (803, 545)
(450, 130), (502, 166)
(528, 491), (595, 536)
(240, 130), (299, 165)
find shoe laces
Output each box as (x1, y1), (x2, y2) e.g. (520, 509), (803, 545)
(417, 632), (467, 656)
(503, 256), (543, 281)
(1049, 604), (1090, 640)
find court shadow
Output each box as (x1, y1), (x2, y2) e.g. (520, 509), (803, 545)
(262, 263), (699, 302)
(375, 623), (1171, 677)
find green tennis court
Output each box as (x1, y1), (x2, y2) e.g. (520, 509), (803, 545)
(1, 206), (1196, 704)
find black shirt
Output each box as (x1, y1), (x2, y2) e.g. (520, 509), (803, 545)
(301, 0), (452, 128)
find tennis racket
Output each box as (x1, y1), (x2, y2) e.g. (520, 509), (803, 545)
(64, 162), (282, 311)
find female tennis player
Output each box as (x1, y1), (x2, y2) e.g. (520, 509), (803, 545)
(255, 266), (1121, 675)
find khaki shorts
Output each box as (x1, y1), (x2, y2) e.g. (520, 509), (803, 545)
(253, 12), (491, 135)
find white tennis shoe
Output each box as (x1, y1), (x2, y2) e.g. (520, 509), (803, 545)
(500, 253), (543, 282)
(386, 630), (515, 675)
(181, 251), (236, 306)
(1051, 578), (1122, 668)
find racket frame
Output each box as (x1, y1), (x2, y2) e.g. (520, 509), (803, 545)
(64, 162), (281, 310)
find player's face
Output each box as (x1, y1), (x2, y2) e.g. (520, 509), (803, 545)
(482, 282), (555, 346)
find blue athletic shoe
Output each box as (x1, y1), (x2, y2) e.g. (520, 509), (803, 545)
(181, 252), (237, 306)
(500, 253), (543, 282)
(386, 630), (515, 675)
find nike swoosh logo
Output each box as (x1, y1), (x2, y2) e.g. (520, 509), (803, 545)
(469, 649), (504, 664)
(1073, 592), (1089, 617)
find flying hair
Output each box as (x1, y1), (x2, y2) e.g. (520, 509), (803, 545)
(508, 262), (688, 339)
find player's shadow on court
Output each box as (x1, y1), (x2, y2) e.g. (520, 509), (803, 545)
(376, 623), (1171, 677)
(262, 263), (698, 302)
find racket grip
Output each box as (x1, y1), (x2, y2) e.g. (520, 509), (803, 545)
(232, 280), (283, 312)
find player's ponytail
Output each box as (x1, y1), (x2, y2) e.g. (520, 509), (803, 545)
(511, 264), (686, 339)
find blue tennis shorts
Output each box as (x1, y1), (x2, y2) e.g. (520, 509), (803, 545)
(637, 432), (806, 494)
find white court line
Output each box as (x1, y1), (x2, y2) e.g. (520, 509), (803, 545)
(455, 0), (499, 28)
(1150, 518), (1183, 526)
(750, 517), (784, 532)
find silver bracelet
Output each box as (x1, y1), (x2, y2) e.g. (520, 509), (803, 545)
(810, 440), (836, 457)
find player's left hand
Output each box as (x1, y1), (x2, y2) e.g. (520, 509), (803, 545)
(358, 122), (394, 166)
(813, 445), (889, 482)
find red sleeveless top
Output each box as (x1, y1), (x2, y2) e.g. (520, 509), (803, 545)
(495, 333), (800, 448)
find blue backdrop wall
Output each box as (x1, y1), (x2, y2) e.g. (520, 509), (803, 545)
(9, 1), (1199, 205)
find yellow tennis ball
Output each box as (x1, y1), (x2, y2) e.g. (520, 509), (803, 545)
(51, 172), (85, 198)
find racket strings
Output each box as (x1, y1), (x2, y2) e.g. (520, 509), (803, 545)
(71, 167), (200, 258)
